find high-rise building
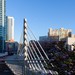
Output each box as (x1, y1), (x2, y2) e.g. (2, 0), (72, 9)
(0, 0), (6, 51)
(6, 16), (14, 41)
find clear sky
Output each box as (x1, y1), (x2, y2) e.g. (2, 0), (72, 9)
(6, 0), (75, 42)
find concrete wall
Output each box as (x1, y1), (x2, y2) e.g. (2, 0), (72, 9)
(66, 37), (75, 50)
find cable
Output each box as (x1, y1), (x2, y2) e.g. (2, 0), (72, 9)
(28, 41), (47, 73)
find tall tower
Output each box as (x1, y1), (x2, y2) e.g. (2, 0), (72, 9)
(6, 16), (14, 41)
(0, 0), (6, 52)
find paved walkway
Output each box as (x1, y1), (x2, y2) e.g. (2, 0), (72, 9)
(4, 55), (45, 75)
(5, 55), (24, 75)
(4, 55), (57, 75)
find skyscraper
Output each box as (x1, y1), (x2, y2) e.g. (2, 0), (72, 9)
(0, 0), (6, 51)
(6, 16), (14, 41)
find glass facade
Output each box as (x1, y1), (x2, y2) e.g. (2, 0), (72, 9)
(0, 0), (6, 52)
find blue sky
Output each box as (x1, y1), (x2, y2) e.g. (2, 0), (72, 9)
(6, 0), (75, 42)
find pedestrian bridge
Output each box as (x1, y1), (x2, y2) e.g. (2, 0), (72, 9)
(4, 18), (58, 75)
